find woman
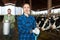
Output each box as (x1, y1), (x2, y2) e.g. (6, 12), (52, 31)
(17, 3), (40, 40)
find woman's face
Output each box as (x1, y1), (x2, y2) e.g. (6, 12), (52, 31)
(23, 4), (30, 15)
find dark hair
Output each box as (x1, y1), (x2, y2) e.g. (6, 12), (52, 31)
(8, 9), (11, 10)
(22, 3), (30, 7)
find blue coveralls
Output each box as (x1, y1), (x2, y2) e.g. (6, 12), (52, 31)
(17, 14), (36, 40)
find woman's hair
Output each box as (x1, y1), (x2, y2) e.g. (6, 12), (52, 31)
(22, 3), (30, 7)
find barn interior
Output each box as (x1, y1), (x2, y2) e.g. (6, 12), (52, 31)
(0, 0), (60, 40)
